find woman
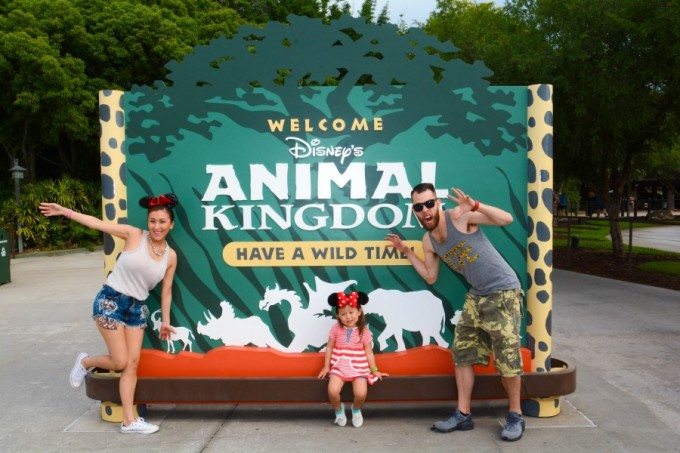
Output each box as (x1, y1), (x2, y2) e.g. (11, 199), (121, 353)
(39, 194), (179, 434)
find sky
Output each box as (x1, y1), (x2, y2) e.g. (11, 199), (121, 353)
(348, 0), (505, 26)
(379, 0), (438, 25)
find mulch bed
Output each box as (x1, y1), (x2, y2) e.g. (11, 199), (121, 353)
(553, 247), (680, 292)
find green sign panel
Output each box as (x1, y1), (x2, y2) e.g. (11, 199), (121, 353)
(101, 16), (542, 364)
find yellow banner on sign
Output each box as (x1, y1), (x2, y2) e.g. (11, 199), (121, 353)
(223, 240), (424, 267)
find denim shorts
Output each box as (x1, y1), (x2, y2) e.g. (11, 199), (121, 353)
(92, 285), (149, 330)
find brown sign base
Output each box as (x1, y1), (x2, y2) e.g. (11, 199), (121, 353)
(85, 358), (575, 404)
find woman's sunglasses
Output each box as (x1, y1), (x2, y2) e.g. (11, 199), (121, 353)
(412, 199), (437, 212)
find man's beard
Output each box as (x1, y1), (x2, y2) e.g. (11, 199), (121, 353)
(420, 209), (440, 231)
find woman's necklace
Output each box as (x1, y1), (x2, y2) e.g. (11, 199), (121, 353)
(148, 236), (168, 257)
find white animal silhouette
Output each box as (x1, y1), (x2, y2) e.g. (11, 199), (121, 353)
(196, 300), (287, 350)
(259, 277), (356, 352)
(150, 309), (195, 353)
(364, 288), (449, 351)
(258, 277), (451, 352)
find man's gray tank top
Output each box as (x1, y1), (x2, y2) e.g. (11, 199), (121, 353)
(106, 230), (169, 301)
(428, 212), (519, 295)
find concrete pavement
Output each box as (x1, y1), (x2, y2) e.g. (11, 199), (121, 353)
(1, 250), (679, 452)
(622, 226), (680, 253)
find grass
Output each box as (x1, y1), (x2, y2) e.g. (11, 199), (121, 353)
(638, 261), (680, 276)
(554, 219), (675, 254)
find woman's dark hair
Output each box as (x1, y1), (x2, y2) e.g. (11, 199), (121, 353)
(327, 291), (369, 338)
(139, 193), (179, 221)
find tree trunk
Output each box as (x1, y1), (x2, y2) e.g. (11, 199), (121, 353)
(608, 213), (624, 257)
(20, 121), (37, 181)
(604, 179), (624, 256)
(602, 182), (625, 258)
(662, 181), (676, 211)
(2, 141), (15, 163)
(605, 152), (634, 258)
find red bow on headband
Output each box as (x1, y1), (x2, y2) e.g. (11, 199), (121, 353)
(337, 291), (359, 308)
(148, 195), (172, 208)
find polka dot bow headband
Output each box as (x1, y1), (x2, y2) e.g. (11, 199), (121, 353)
(139, 193), (178, 209)
(337, 291), (359, 308)
(327, 291), (369, 308)
(148, 194), (174, 207)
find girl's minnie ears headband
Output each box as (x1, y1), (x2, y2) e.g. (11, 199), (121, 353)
(327, 291), (369, 308)
(139, 193), (178, 209)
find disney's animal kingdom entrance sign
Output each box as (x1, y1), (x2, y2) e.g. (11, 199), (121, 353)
(92, 15), (573, 417)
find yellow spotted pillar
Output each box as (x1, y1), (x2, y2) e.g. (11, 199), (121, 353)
(98, 90), (141, 422)
(523, 84), (561, 417)
(99, 90), (128, 274)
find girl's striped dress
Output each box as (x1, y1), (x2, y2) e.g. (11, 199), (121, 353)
(328, 323), (378, 385)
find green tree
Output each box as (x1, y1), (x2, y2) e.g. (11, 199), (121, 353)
(319, 0), (352, 23)
(359, 0), (376, 23)
(426, 0), (551, 85)
(356, 0), (390, 25)
(0, 0), (95, 180)
(220, 0), (323, 23)
(0, 176), (101, 250)
(638, 138), (680, 211)
(376, 3), (390, 25)
(427, 0), (680, 256)
(517, 0), (680, 256)
(0, 0), (244, 181)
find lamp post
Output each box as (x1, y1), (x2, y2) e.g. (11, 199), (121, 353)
(9, 159), (27, 253)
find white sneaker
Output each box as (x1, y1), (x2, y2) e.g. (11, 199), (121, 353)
(351, 405), (364, 427)
(334, 403), (347, 426)
(121, 417), (159, 434)
(69, 353), (88, 388)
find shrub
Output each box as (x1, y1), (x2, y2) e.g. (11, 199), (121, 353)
(0, 176), (102, 251)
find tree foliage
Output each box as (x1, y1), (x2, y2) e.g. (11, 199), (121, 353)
(0, 0), (94, 180)
(319, 0), (352, 23)
(0, 0), (245, 181)
(639, 138), (680, 209)
(355, 0), (390, 25)
(0, 176), (101, 250)
(426, 0), (552, 85)
(519, 0), (680, 256)
(426, 0), (680, 256)
(220, 0), (323, 23)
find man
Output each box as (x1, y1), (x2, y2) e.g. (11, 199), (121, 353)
(386, 183), (525, 441)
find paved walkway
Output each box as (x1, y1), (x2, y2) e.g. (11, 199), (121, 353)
(1, 251), (679, 452)
(622, 226), (680, 253)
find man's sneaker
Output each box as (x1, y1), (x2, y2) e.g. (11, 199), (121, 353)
(501, 411), (525, 441)
(431, 410), (474, 433)
(351, 405), (363, 427)
(69, 353), (88, 388)
(120, 417), (159, 434)
(334, 403), (347, 426)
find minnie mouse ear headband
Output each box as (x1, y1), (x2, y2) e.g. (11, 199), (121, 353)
(328, 291), (369, 308)
(139, 193), (179, 209)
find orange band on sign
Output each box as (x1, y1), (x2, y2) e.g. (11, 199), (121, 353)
(223, 240), (423, 267)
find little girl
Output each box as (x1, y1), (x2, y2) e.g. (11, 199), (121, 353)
(317, 291), (388, 427)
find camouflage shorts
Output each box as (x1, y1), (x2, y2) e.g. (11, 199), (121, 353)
(453, 288), (523, 377)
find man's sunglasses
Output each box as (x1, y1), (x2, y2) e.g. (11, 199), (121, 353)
(412, 199), (437, 212)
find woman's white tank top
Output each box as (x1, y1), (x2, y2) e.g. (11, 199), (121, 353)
(106, 230), (169, 301)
